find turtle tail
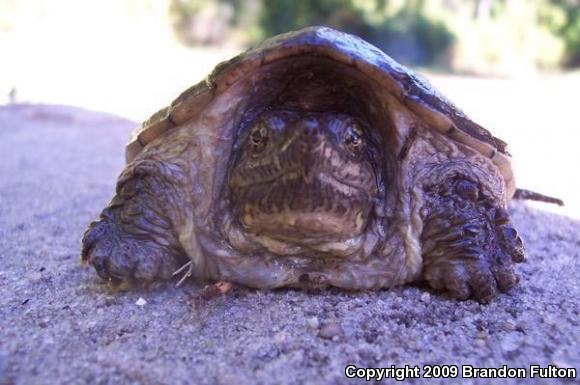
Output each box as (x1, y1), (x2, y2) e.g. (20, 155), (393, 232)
(513, 188), (564, 206)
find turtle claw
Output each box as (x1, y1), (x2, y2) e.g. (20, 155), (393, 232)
(421, 177), (525, 303)
(424, 260), (494, 303)
(81, 218), (177, 283)
(425, 250), (520, 303)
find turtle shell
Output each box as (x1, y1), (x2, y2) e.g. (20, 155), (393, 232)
(126, 26), (514, 197)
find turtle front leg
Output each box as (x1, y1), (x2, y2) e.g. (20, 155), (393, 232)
(420, 177), (525, 302)
(81, 159), (189, 283)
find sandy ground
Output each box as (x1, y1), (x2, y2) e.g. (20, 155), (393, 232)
(0, 103), (578, 385)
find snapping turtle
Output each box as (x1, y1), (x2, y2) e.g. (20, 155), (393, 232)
(82, 26), (537, 302)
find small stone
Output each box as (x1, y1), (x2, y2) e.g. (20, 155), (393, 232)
(502, 320), (516, 331)
(84, 320), (97, 331)
(476, 338), (486, 348)
(38, 319), (50, 328)
(501, 332), (520, 353)
(306, 316), (320, 330)
(420, 292), (431, 302)
(318, 320), (343, 340)
(273, 331), (289, 345)
(135, 297), (147, 307)
(543, 314), (558, 326)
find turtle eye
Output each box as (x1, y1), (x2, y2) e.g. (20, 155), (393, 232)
(249, 122), (269, 152)
(343, 124), (364, 152)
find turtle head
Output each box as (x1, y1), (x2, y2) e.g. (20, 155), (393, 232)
(228, 108), (380, 242)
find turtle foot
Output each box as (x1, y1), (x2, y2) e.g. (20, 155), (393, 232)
(421, 178), (525, 303)
(81, 217), (180, 283)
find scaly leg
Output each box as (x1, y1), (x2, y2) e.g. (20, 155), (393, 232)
(81, 159), (189, 283)
(421, 177), (525, 302)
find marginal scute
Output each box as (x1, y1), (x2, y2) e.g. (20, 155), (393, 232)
(126, 26), (513, 196)
(491, 152), (515, 198)
(138, 119), (172, 147)
(404, 96), (454, 132)
(169, 87), (215, 127)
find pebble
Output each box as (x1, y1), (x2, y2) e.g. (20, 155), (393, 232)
(501, 332), (520, 353)
(543, 314), (559, 326)
(420, 292), (431, 302)
(84, 320), (97, 331)
(135, 297), (147, 307)
(273, 331), (289, 346)
(502, 320), (517, 332)
(318, 320), (343, 340)
(306, 316), (320, 330)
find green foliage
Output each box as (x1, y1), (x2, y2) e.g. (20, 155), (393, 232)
(168, 0), (580, 72)
(259, 0), (453, 66)
(168, 0), (204, 44)
(168, 0), (261, 45)
(440, 0), (568, 73)
(543, 0), (580, 66)
(365, 2), (455, 66)
(259, 0), (369, 38)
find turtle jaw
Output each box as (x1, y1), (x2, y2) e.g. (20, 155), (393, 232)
(233, 173), (374, 242)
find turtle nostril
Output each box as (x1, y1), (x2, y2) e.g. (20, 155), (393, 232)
(302, 126), (320, 145)
(303, 126), (318, 136)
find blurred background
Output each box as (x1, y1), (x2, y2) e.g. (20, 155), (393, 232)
(1, 0), (579, 217)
